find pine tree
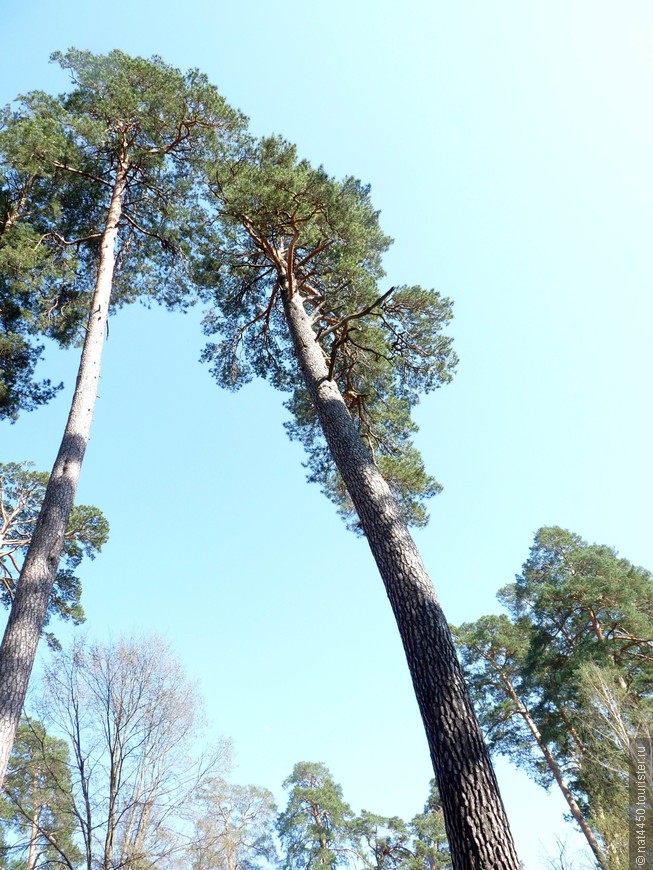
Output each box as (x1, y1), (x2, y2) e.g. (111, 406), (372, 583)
(0, 49), (244, 782)
(278, 762), (355, 870)
(407, 781), (451, 870)
(455, 526), (653, 869)
(202, 137), (520, 869)
(0, 718), (81, 869)
(352, 811), (412, 870)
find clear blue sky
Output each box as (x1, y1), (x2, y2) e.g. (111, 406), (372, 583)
(2, 2), (652, 866)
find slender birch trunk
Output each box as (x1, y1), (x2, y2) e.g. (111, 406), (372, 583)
(0, 158), (129, 784)
(280, 280), (520, 870)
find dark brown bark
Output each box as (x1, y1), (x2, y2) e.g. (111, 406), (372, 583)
(280, 279), (520, 869)
(0, 160), (129, 785)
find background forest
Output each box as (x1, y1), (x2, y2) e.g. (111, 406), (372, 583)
(1, 2), (652, 868)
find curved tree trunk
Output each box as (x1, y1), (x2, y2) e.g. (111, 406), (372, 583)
(280, 280), (520, 869)
(0, 161), (129, 785)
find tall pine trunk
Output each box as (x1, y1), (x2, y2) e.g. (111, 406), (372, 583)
(0, 160), (129, 784)
(281, 280), (520, 870)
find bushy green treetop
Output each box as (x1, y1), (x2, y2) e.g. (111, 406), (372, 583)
(407, 780), (450, 870)
(277, 761), (355, 870)
(454, 526), (653, 863)
(502, 526), (653, 695)
(0, 49), (245, 416)
(202, 136), (457, 527)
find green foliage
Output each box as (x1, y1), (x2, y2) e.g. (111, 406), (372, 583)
(276, 764), (451, 870)
(406, 781), (450, 870)
(202, 136), (457, 528)
(0, 328), (59, 423)
(277, 766), (450, 870)
(351, 811), (412, 870)
(0, 718), (82, 868)
(454, 526), (653, 864)
(503, 526), (653, 697)
(452, 614), (552, 786)
(202, 137), (389, 389)
(0, 462), (109, 644)
(498, 526), (653, 786)
(0, 48), (245, 405)
(277, 762), (355, 870)
(0, 167), (67, 421)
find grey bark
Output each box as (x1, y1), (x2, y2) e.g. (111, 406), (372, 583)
(280, 279), (520, 870)
(0, 158), (129, 785)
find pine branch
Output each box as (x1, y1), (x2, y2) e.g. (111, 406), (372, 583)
(317, 286), (396, 342)
(121, 211), (179, 252)
(50, 160), (113, 187)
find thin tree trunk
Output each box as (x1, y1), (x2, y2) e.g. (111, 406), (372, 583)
(103, 753), (119, 870)
(131, 803), (152, 865)
(119, 759), (147, 865)
(27, 775), (38, 870)
(501, 676), (609, 868)
(280, 279), (520, 870)
(71, 692), (94, 870)
(0, 159), (129, 785)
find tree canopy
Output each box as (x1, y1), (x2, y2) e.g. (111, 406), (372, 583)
(454, 526), (653, 867)
(278, 761), (355, 870)
(191, 780), (278, 870)
(39, 635), (232, 870)
(202, 136), (457, 528)
(1, 49), (246, 336)
(0, 48), (247, 786)
(0, 718), (81, 869)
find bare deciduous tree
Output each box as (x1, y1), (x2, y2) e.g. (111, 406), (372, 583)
(36, 635), (231, 870)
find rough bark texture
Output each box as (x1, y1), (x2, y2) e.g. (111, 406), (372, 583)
(281, 281), (520, 869)
(0, 163), (128, 785)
